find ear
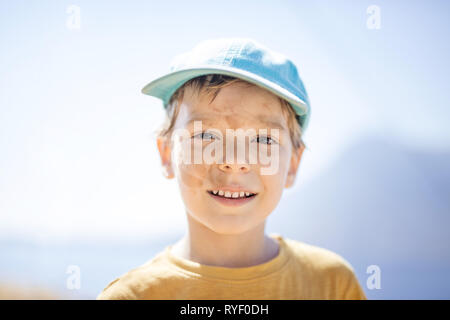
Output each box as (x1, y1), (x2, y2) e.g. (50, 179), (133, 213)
(285, 144), (305, 188)
(156, 135), (175, 179)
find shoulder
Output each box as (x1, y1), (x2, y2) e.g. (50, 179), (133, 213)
(285, 238), (355, 272)
(283, 237), (367, 299)
(96, 249), (173, 300)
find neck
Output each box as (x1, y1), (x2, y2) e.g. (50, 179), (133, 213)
(171, 212), (279, 268)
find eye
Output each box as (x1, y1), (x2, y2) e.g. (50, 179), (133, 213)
(192, 131), (217, 141)
(253, 135), (277, 145)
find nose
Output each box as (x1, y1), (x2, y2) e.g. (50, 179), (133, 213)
(218, 131), (251, 173)
(218, 162), (250, 173)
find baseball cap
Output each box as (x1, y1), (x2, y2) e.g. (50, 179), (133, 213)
(141, 38), (311, 133)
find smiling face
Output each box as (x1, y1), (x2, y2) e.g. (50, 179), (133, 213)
(157, 80), (304, 235)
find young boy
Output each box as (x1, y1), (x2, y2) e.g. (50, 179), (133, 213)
(97, 38), (367, 300)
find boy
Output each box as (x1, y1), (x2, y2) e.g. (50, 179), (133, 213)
(97, 38), (367, 300)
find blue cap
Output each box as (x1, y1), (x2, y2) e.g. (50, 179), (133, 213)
(141, 38), (311, 133)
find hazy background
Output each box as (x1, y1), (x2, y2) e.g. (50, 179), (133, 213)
(1, 0), (449, 299)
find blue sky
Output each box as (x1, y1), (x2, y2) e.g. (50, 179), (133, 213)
(1, 0), (449, 242)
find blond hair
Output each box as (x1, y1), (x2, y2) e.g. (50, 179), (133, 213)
(155, 74), (306, 151)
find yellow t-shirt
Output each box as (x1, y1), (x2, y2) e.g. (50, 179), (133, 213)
(97, 234), (367, 300)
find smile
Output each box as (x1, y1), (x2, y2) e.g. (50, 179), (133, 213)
(206, 190), (258, 207)
(207, 190), (257, 199)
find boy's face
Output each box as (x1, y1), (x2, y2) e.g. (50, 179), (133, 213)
(157, 81), (304, 235)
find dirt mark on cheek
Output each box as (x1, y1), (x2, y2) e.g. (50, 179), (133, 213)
(175, 163), (211, 194)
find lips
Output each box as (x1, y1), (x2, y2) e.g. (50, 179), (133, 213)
(206, 189), (258, 207)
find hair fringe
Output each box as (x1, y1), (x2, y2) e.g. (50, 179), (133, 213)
(156, 75), (306, 150)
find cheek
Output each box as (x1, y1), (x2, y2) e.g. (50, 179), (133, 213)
(260, 175), (284, 201)
(278, 148), (292, 182)
(171, 140), (205, 190)
(257, 147), (292, 209)
(259, 144), (291, 180)
(175, 163), (210, 197)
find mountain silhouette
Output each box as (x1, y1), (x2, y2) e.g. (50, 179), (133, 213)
(268, 134), (450, 299)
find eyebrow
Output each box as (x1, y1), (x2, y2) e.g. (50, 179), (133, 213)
(185, 115), (287, 130)
(256, 117), (287, 130)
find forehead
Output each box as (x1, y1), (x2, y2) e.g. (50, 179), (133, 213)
(177, 81), (287, 129)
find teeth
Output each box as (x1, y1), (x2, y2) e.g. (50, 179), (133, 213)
(211, 190), (255, 199)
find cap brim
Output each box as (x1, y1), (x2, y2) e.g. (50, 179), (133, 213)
(141, 65), (310, 131)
